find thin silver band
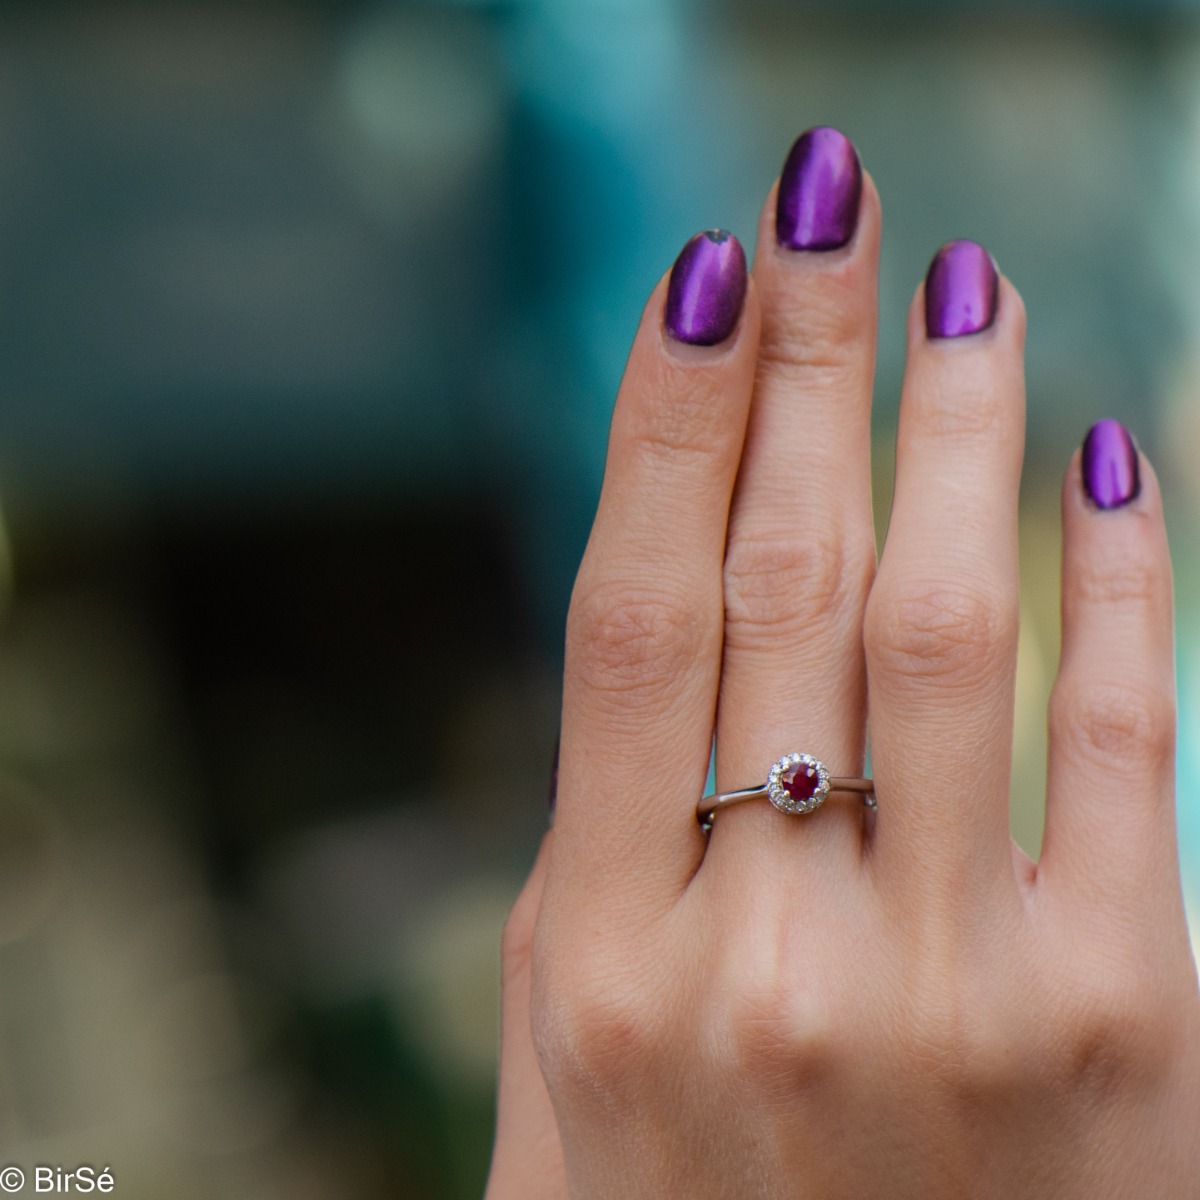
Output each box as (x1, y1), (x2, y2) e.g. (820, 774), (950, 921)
(698, 773), (875, 831)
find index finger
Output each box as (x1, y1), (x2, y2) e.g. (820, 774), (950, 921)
(551, 231), (758, 916)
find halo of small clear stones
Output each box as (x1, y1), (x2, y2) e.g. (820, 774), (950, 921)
(765, 753), (830, 815)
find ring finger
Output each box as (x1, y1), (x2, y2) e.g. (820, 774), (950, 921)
(708, 127), (880, 876)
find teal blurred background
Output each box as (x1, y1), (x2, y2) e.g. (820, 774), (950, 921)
(0, 1), (1197, 1195)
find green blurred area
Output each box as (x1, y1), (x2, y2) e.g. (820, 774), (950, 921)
(0, 2), (1197, 1196)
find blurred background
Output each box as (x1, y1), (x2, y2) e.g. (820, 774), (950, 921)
(0, 0), (1197, 1194)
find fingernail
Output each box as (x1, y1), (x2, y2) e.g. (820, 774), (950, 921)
(548, 736), (559, 824)
(1082, 419), (1140, 510)
(924, 240), (999, 339)
(775, 126), (863, 251)
(664, 229), (747, 346)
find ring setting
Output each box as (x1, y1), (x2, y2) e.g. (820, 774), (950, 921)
(766, 752), (830, 814)
(697, 752), (875, 831)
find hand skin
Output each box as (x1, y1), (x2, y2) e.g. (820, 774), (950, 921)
(484, 137), (1200, 1199)
(486, 833), (568, 1200)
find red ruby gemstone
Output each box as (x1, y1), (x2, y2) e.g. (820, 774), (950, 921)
(782, 761), (820, 803)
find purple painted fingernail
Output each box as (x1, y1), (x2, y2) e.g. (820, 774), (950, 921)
(548, 736), (559, 823)
(776, 126), (863, 251)
(1082, 419), (1140, 510)
(924, 240), (999, 339)
(664, 229), (747, 346)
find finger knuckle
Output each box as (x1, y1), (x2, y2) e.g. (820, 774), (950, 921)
(1050, 680), (1175, 778)
(1055, 961), (1179, 1086)
(865, 580), (1016, 687)
(625, 374), (731, 466)
(1068, 554), (1161, 610)
(566, 580), (707, 705)
(723, 529), (872, 645)
(756, 285), (862, 384)
(899, 973), (1039, 1105)
(717, 972), (840, 1088)
(754, 344), (853, 400)
(532, 956), (666, 1102)
(907, 378), (1013, 442)
(939, 1013), (1041, 1105)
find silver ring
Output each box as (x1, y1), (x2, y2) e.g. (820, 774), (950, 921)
(697, 752), (875, 832)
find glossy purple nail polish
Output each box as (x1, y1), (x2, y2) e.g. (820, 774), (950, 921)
(776, 126), (863, 251)
(924, 240), (999, 339)
(664, 230), (747, 346)
(1082, 419), (1140, 510)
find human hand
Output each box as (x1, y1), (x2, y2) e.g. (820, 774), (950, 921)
(487, 127), (1200, 1198)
